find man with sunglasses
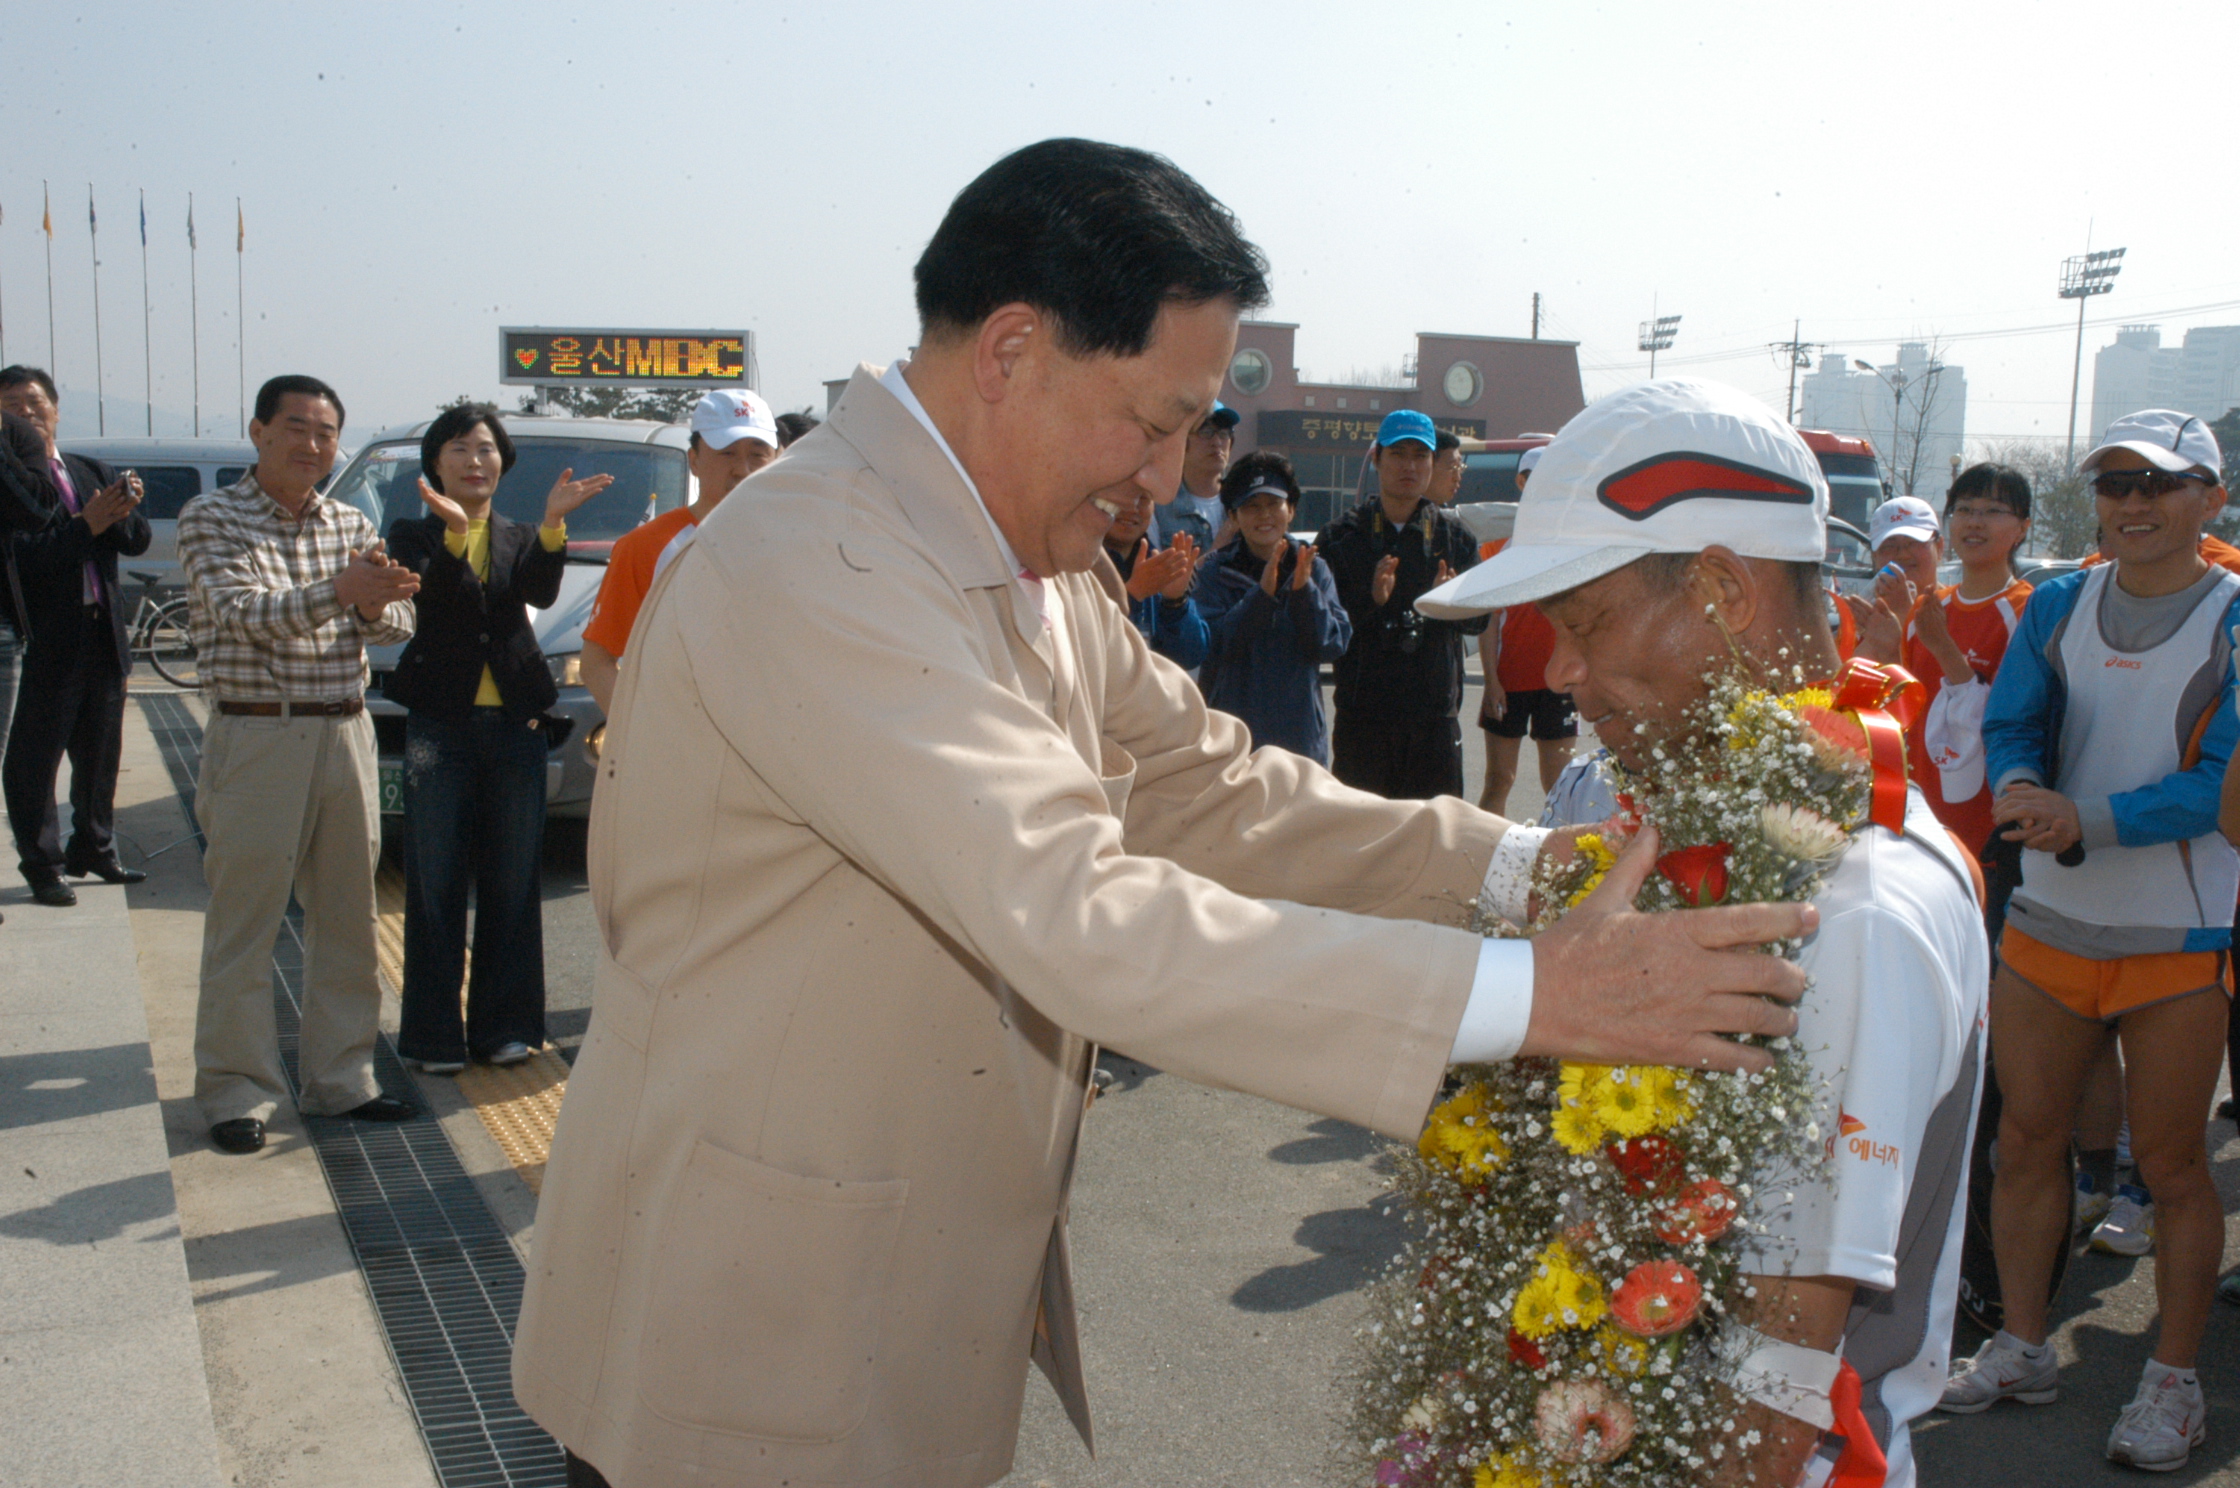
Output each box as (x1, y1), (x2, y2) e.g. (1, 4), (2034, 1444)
(1947, 410), (2236, 1472)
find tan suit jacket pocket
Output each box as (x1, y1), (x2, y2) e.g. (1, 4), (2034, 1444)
(638, 1140), (909, 1444)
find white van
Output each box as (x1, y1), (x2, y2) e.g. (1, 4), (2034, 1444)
(57, 438), (259, 591)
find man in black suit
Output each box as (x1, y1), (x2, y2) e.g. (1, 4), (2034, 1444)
(0, 366), (152, 907)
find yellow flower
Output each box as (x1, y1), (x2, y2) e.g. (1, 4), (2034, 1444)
(1558, 1062), (1611, 1105)
(1587, 1070), (1660, 1139)
(1779, 685), (1835, 712)
(1475, 1450), (1544, 1488)
(1633, 1067), (1697, 1129)
(1574, 832), (1617, 874)
(1552, 1102), (1605, 1154)
(1514, 1242), (1605, 1338)
(1418, 1085), (1511, 1181)
(1596, 1323), (1652, 1376)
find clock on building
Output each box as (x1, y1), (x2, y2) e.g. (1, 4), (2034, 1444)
(1442, 361), (1482, 408)
(1229, 347), (1272, 396)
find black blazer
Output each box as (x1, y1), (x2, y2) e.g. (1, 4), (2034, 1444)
(382, 510), (566, 725)
(5, 449), (153, 671)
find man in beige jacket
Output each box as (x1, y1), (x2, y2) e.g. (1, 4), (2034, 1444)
(514, 138), (1812, 1488)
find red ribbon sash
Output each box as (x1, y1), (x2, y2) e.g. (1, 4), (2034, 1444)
(1826, 1360), (1890, 1486)
(1829, 659), (1923, 834)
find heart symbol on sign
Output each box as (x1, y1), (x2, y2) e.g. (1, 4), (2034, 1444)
(514, 348), (539, 370)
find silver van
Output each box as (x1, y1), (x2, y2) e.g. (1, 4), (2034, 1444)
(57, 437), (258, 591)
(320, 416), (693, 818)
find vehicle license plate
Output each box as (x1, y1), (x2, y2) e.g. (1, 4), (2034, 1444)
(379, 760), (405, 814)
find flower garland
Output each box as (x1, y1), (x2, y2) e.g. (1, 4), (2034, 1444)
(1347, 664), (1909, 1488)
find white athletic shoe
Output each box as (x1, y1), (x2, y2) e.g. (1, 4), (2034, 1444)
(1938, 1330), (2059, 1414)
(2091, 1186), (2155, 1257)
(2107, 1365), (2206, 1472)
(2073, 1171), (2112, 1235)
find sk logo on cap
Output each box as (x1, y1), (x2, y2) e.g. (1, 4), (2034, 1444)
(1596, 451), (1815, 522)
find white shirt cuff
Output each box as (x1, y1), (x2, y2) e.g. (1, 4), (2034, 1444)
(1449, 938), (1535, 1064)
(1479, 824), (1550, 924)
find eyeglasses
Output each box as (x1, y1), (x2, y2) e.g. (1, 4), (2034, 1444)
(1949, 502), (2023, 521)
(2092, 469), (2212, 501)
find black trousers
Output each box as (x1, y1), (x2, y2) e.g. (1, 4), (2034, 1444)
(1330, 711), (1464, 800)
(565, 1450), (613, 1487)
(3, 607), (126, 876)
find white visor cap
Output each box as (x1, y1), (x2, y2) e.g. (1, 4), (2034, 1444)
(1417, 378), (1828, 618)
(2079, 408), (2224, 480)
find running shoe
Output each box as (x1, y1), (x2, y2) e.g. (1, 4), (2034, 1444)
(2091, 1185), (2155, 1257)
(1938, 1331), (2059, 1413)
(2106, 1365), (2206, 1472)
(488, 1041), (535, 1067)
(2073, 1170), (2112, 1235)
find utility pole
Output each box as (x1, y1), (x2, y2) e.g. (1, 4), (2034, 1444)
(1530, 292), (1541, 340)
(1768, 320), (1823, 424)
(2059, 246), (2124, 465)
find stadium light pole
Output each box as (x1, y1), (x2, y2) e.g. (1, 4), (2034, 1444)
(1638, 311), (1681, 378)
(2060, 247), (2124, 466)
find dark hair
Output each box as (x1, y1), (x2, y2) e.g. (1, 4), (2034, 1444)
(773, 411), (819, 448)
(914, 138), (1271, 359)
(1218, 449), (1300, 510)
(419, 403), (516, 494)
(0, 365), (58, 403)
(1434, 430), (1461, 455)
(253, 374), (345, 430)
(1944, 462), (2031, 521)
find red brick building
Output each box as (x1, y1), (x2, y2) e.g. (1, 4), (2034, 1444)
(1222, 323), (1586, 529)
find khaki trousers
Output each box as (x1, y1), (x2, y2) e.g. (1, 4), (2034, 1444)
(192, 709), (385, 1125)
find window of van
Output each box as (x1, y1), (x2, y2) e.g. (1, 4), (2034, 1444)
(133, 466), (203, 520)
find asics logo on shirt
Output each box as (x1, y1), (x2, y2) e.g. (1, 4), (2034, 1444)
(2104, 657), (2144, 670)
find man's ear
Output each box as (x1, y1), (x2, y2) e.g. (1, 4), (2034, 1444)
(971, 304), (1042, 406)
(1689, 545), (1758, 634)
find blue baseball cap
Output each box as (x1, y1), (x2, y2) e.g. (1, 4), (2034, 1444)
(1200, 401), (1241, 431)
(1376, 409), (1437, 449)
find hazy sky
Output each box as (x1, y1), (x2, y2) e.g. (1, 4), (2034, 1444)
(7, 0), (2237, 447)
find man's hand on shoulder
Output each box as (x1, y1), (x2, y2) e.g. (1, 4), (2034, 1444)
(1521, 826), (1811, 1075)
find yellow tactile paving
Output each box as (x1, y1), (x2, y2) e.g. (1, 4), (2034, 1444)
(376, 860), (568, 1192)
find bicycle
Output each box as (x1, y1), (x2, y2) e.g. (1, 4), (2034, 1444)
(126, 569), (201, 689)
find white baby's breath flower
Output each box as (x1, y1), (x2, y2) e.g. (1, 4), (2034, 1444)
(1760, 802), (1846, 861)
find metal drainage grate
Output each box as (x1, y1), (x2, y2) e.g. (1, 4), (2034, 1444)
(139, 695), (567, 1488)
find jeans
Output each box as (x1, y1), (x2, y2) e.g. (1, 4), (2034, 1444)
(0, 615), (23, 769)
(396, 709), (549, 1063)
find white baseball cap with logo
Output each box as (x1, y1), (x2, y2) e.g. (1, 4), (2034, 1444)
(1867, 495), (1941, 553)
(2079, 408), (2224, 480)
(1417, 378), (1828, 618)
(690, 388), (779, 452)
(1518, 445), (1546, 475)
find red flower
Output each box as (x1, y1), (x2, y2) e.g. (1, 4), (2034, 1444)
(1653, 1178), (1740, 1245)
(1657, 842), (1733, 907)
(1605, 1133), (1684, 1196)
(1610, 1260), (1704, 1337)
(1798, 704), (1869, 760)
(1508, 1327), (1547, 1369)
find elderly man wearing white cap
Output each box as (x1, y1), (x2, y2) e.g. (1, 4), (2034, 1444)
(1420, 378), (1988, 1488)
(1946, 409), (2239, 1471)
(580, 389), (784, 712)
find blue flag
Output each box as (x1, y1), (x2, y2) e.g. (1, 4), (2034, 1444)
(139, 191), (147, 246)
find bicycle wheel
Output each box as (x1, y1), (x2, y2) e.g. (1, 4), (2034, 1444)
(144, 598), (202, 689)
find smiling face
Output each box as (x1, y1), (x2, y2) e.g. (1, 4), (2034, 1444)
(432, 420), (506, 506)
(972, 296), (1238, 577)
(1233, 487), (1295, 559)
(1539, 561), (1723, 773)
(1871, 530), (1942, 594)
(248, 392), (343, 499)
(0, 378), (60, 455)
(2094, 447), (2226, 579)
(1946, 494), (2027, 575)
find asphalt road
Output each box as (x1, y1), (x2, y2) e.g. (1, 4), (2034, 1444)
(516, 681), (2240, 1486)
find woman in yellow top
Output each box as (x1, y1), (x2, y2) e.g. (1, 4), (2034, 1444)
(383, 403), (611, 1073)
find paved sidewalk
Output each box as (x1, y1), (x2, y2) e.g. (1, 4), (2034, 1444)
(0, 825), (224, 1485)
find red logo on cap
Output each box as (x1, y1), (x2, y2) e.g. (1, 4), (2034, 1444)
(1596, 452), (1814, 521)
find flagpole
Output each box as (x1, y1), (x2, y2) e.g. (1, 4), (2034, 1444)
(234, 198), (245, 437)
(89, 184), (105, 435)
(139, 190), (153, 435)
(188, 195), (200, 438)
(43, 181), (55, 376)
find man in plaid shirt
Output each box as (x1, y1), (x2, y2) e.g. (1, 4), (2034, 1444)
(177, 374), (422, 1155)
